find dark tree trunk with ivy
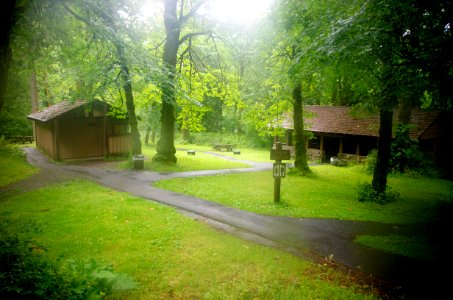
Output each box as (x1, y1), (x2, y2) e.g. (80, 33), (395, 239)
(292, 83), (311, 174)
(372, 107), (393, 193)
(120, 62), (142, 156)
(110, 24), (141, 156)
(154, 0), (206, 163)
(153, 0), (180, 163)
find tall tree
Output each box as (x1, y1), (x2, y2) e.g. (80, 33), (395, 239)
(327, 0), (452, 191)
(0, 0), (20, 112)
(153, 0), (206, 163)
(63, 0), (143, 155)
(292, 83), (310, 173)
(269, 0), (338, 174)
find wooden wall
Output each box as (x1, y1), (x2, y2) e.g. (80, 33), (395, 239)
(58, 113), (105, 160)
(108, 134), (131, 156)
(35, 121), (56, 159)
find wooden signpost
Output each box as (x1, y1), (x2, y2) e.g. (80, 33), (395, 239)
(270, 142), (291, 203)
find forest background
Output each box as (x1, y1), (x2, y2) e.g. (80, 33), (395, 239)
(0, 0), (452, 189)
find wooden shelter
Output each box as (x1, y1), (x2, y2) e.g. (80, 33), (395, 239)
(278, 105), (444, 162)
(28, 100), (131, 160)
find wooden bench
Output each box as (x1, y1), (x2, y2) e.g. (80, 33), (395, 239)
(212, 144), (235, 152)
(8, 136), (34, 144)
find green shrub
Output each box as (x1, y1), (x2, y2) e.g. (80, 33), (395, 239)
(390, 124), (440, 176)
(0, 229), (136, 299)
(356, 183), (400, 205)
(362, 124), (440, 177)
(363, 149), (377, 174)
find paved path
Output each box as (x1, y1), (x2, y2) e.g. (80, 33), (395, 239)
(3, 147), (449, 299)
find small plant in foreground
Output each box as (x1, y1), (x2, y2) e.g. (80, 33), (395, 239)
(0, 229), (136, 299)
(357, 183), (400, 205)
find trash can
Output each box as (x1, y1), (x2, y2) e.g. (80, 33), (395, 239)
(133, 154), (144, 170)
(330, 156), (338, 166)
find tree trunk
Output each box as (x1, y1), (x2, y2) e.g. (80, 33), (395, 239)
(0, 0), (18, 113)
(145, 126), (151, 145)
(152, 130), (156, 144)
(292, 83), (311, 174)
(397, 95), (413, 125)
(372, 107), (393, 193)
(182, 127), (191, 142)
(153, 0), (180, 163)
(122, 66), (142, 155)
(116, 44), (142, 155)
(0, 44), (12, 113)
(30, 72), (39, 112)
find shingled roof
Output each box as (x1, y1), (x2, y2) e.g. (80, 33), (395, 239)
(28, 100), (86, 122)
(282, 105), (441, 139)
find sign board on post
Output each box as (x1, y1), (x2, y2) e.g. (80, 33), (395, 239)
(271, 142), (290, 203)
(273, 163), (286, 178)
(270, 149), (291, 161)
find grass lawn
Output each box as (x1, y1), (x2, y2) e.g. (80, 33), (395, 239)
(119, 144), (250, 172)
(155, 165), (453, 224)
(0, 143), (38, 187)
(155, 164), (453, 261)
(0, 179), (377, 299)
(176, 143), (273, 162)
(354, 235), (436, 261)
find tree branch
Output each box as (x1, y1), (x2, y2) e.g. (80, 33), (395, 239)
(179, 31), (211, 45)
(178, 45), (190, 64)
(179, 0), (184, 21)
(62, 3), (91, 26)
(180, 0), (206, 24)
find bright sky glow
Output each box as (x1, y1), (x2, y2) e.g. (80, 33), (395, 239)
(204, 0), (274, 24)
(139, 0), (274, 25)
(140, 0), (163, 21)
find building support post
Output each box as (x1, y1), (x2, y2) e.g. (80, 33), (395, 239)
(274, 142), (282, 203)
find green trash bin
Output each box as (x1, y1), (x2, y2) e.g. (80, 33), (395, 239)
(133, 154), (144, 170)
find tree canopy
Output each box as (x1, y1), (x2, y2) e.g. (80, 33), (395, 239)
(1, 0), (451, 180)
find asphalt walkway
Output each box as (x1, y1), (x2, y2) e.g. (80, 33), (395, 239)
(4, 147), (449, 299)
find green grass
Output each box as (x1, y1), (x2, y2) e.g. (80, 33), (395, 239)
(0, 180), (377, 299)
(155, 164), (453, 261)
(176, 143), (273, 163)
(206, 147), (274, 162)
(0, 143), (38, 187)
(119, 144), (250, 172)
(154, 165), (453, 224)
(354, 235), (437, 261)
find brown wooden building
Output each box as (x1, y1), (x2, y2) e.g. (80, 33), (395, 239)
(28, 100), (131, 161)
(279, 105), (444, 162)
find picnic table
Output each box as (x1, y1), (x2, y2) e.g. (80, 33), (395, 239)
(212, 144), (235, 152)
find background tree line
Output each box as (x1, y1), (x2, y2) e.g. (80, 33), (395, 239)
(0, 0), (451, 197)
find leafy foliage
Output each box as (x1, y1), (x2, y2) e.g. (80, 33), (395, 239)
(363, 149), (378, 175)
(364, 126), (439, 177)
(356, 183), (400, 205)
(0, 226), (136, 299)
(390, 124), (438, 176)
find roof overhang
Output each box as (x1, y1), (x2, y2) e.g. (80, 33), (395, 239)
(27, 100), (87, 122)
